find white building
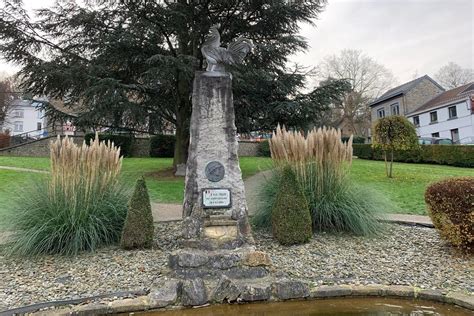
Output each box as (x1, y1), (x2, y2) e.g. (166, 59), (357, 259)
(1, 99), (48, 138)
(407, 82), (474, 143)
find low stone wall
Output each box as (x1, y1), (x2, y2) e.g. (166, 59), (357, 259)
(0, 137), (261, 157)
(237, 141), (260, 157)
(0, 136), (84, 157)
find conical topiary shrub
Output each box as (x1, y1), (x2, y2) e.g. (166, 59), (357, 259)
(121, 178), (155, 249)
(272, 166), (312, 245)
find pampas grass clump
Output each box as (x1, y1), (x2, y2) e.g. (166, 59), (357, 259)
(9, 135), (129, 256)
(254, 125), (384, 236)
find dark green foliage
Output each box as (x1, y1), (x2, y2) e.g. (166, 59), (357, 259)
(121, 178), (154, 250)
(252, 170), (280, 228)
(353, 144), (474, 167)
(84, 133), (133, 157)
(257, 140), (271, 157)
(8, 179), (128, 256)
(342, 136), (365, 144)
(150, 135), (176, 158)
(0, 0), (349, 167)
(425, 177), (474, 252)
(271, 167), (312, 245)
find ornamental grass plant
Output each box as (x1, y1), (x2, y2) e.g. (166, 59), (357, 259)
(254, 125), (384, 235)
(9, 135), (129, 256)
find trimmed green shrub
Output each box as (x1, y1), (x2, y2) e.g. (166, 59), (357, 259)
(342, 136), (365, 144)
(121, 178), (155, 249)
(257, 140), (271, 157)
(150, 135), (176, 158)
(425, 177), (474, 252)
(84, 133), (133, 157)
(9, 136), (128, 256)
(353, 144), (474, 167)
(372, 116), (419, 177)
(271, 167), (312, 245)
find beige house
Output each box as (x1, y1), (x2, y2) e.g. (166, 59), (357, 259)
(369, 75), (444, 123)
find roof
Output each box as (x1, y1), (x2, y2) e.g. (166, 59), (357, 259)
(369, 75), (444, 107)
(407, 82), (474, 116)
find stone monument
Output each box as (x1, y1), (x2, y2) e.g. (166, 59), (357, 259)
(181, 24), (254, 249)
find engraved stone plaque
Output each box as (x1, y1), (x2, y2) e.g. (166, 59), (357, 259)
(205, 161), (225, 182)
(202, 188), (231, 208)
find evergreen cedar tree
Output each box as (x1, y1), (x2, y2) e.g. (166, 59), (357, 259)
(121, 178), (154, 250)
(425, 177), (474, 253)
(0, 0), (350, 168)
(372, 115), (419, 178)
(272, 166), (312, 245)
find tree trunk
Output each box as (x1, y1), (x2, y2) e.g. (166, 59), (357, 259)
(383, 150), (390, 178)
(173, 109), (190, 171)
(389, 149), (394, 178)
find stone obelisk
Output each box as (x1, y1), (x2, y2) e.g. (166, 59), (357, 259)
(181, 71), (253, 248)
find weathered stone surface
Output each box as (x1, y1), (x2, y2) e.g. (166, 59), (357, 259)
(240, 282), (271, 302)
(182, 72), (253, 244)
(416, 289), (446, 302)
(182, 217), (202, 239)
(351, 285), (385, 296)
(310, 285), (352, 298)
(385, 285), (415, 298)
(211, 275), (242, 303)
(149, 278), (181, 308)
(181, 278), (208, 306)
(445, 292), (474, 310)
(208, 253), (241, 269)
(242, 251), (272, 267)
(173, 266), (269, 279)
(204, 225), (238, 240)
(108, 297), (150, 313)
(272, 280), (309, 300)
(70, 303), (110, 316)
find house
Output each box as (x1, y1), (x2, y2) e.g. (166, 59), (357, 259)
(0, 98), (48, 138)
(406, 82), (474, 143)
(369, 75), (445, 123)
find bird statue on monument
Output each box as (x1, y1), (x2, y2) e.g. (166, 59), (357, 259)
(201, 23), (254, 73)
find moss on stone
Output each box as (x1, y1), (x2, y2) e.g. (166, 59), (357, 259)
(271, 166), (312, 245)
(120, 178), (154, 249)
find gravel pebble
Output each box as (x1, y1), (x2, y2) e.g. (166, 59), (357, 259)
(0, 223), (472, 310)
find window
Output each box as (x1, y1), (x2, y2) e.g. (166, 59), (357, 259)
(12, 110), (24, 118)
(13, 121), (23, 132)
(448, 106), (457, 119)
(451, 128), (459, 143)
(377, 108), (385, 118)
(391, 103), (400, 115)
(413, 116), (420, 127)
(432, 132), (440, 138)
(430, 111), (438, 123)
(37, 122), (42, 130)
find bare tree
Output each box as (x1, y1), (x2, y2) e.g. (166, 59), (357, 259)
(0, 77), (16, 128)
(316, 49), (396, 136)
(435, 62), (474, 89)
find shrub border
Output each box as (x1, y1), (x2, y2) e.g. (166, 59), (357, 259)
(8, 284), (472, 315)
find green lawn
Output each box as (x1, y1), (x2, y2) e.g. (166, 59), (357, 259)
(0, 156), (472, 219)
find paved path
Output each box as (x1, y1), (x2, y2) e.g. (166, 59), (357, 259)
(0, 166), (48, 174)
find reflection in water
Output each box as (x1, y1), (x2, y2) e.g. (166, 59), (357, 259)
(128, 298), (472, 316)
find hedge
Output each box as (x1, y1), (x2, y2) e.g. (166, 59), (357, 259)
(84, 133), (133, 157)
(150, 134), (175, 158)
(257, 140), (271, 157)
(353, 144), (474, 167)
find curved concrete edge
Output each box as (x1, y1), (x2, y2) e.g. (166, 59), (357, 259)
(30, 284), (473, 315)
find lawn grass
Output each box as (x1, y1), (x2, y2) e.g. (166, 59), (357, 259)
(0, 156), (472, 218)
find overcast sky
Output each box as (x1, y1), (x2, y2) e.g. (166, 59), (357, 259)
(1, 0), (473, 86)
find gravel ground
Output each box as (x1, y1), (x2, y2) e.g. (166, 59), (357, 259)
(0, 223), (472, 310)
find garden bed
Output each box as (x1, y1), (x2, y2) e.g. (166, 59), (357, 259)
(1, 223), (472, 311)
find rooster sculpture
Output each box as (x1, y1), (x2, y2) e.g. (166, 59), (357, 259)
(201, 24), (254, 73)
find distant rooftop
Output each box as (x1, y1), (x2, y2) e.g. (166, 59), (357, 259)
(408, 82), (474, 116)
(369, 75), (444, 107)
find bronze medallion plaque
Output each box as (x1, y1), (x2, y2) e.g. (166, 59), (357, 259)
(205, 161), (225, 182)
